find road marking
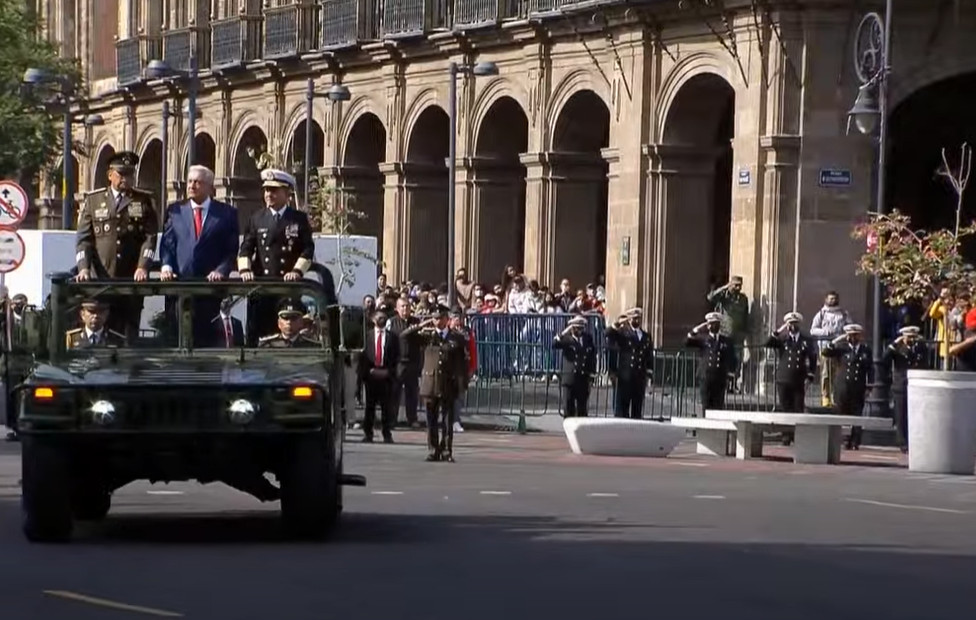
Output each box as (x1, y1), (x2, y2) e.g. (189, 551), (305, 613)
(693, 495), (726, 500)
(586, 492), (619, 498)
(669, 462), (708, 468)
(371, 491), (404, 495)
(480, 491), (512, 496)
(844, 498), (967, 514)
(43, 590), (183, 617)
(146, 490), (184, 496)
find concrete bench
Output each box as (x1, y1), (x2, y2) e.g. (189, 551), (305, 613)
(669, 417), (738, 456)
(563, 418), (686, 458)
(705, 410), (894, 465)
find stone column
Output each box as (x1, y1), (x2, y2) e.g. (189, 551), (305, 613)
(380, 162), (407, 283)
(547, 152), (608, 293)
(519, 152), (553, 285)
(463, 156), (525, 284)
(402, 163), (449, 286)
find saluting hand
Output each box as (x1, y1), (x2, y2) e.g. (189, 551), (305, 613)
(691, 322), (708, 334)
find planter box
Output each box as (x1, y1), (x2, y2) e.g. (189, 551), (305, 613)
(563, 418), (685, 458)
(907, 369), (976, 475)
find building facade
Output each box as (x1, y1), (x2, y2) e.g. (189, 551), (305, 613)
(35, 0), (976, 344)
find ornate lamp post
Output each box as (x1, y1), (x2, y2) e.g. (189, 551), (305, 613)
(304, 79), (351, 207)
(146, 56), (200, 183)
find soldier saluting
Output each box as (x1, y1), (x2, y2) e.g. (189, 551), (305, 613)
(823, 323), (873, 450)
(685, 312), (736, 410)
(75, 150), (159, 338)
(65, 299), (126, 349)
(883, 325), (929, 452)
(553, 315), (597, 417)
(401, 305), (469, 462)
(765, 312), (818, 445)
(605, 307), (654, 419)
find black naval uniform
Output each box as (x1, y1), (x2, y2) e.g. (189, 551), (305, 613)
(553, 329), (597, 417)
(604, 325), (654, 419)
(686, 329), (736, 410)
(882, 339), (929, 448)
(823, 341), (874, 448)
(405, 325), (469, 461)
(237, 207), (315, 343)
(765, 331), (818, 413)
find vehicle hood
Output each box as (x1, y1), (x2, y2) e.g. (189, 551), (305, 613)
(27, 356), (328, 386)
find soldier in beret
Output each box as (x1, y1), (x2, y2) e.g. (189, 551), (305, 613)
(605, 307), (654, 419)
(686, 312), (736, 411)
(239, 169), (316, 342)
(65, 299), (126, 349)
(553, 315), (597, 417)
(883, 325), (930, 451)
(823, 323), (873, 449)
(765, 311), (818, 445)
(75, 150), (160, 339)
(400, 305), (470, 462)
(258, 298), (320, 348)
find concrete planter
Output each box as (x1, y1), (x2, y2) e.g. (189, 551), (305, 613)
(907, 369), (976, 475)
(563, 418), (685, 458)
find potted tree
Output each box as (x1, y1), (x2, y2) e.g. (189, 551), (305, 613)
(852, 143), (976, 474)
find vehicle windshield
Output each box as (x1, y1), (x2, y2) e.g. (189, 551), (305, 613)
(46, 279), (336, 355)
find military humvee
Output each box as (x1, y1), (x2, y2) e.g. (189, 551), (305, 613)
(10, 267), (364, 543)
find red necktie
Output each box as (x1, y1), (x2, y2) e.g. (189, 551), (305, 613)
(224, 318), (233, 347)
(375, 332), (383, 366)
(193, 207), (203, 238)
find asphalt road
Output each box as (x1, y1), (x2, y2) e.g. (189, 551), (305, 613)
(1, 431), (974, 620)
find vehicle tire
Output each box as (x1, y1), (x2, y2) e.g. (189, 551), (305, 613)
(71, 488), (111, 521)
(279, 433), (339, 540)
(21, 437), (73, 543)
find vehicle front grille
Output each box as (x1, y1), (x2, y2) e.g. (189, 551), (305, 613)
(78, 391), (236, 430)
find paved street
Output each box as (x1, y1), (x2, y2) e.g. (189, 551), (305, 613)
(1, 431), (974, 620)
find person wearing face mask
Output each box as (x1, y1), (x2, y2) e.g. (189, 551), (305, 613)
(605, 308), (655, 419)
(553, 316), (597, 417)
(765, 312), (818, 445)
(823, 323), (873, 450)
(686, 312), (736, 411)
(357, 309), (400, 443)
(883, 325), (930, 452)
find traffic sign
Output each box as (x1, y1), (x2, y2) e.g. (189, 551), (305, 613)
(0, 230), (26, 273)
(0, 180), (28, 229)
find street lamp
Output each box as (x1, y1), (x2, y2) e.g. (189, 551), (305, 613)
(846, 2), (892, 419)
(21, 68), (105, 229)
(447, 61), (499, 307)
(146, 56), (199, 179)
(303, 78), (351, 206)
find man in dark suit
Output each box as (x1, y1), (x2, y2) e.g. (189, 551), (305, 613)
(553, 315), (597, 417)
(357, 308), (400, 444)
(238, 168), (315, 343)
(605, 307), (655, 419)
(388, 296), (422, 428)
(75, 150), (159, 339)
(686, 312), (737, 411)
(208, 297), (245, 348)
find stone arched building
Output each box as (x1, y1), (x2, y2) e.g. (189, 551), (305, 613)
(34, 0), (976, 344)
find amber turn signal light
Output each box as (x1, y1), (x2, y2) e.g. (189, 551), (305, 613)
(291, 386), (314, 399)
(33, 387), (55, 400)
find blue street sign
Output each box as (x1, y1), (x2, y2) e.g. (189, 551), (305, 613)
(737, 169), (751, 186)
(819, 169), (853, 187)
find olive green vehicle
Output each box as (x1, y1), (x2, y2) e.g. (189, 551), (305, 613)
(8, 267), (365, 543)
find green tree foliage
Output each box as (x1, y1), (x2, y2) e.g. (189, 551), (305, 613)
(0, 0), (80, 177)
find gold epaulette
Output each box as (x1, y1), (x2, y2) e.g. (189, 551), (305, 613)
(65, 328), (82, 348)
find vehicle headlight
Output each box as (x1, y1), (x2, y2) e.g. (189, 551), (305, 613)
(227, 399), (258, 425)
(89, 400), (116, 425)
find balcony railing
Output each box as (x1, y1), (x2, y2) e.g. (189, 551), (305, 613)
(453, 0), (520, 28)
(163, 26), (214, 72)
(116, 36), (162, 86)
(381, 0), (448, 37)
(320, 0), (378, 49)
(211, 15), (263, 70)
(264, 2), (319, 59)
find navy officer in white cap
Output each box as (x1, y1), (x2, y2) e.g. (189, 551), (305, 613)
(605, 307), (655, 419)
(553, 315), (597, 417)
(238, 168), (315, 341)
(883, 325), (930, 452)
(686, 312), (736, 410)
(765, 311), (818, 445)
(823, 322), (873, 449)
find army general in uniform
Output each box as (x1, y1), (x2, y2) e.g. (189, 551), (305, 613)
(401, 306), (469, 462)
(552, 316), (597, 417)
(238, 169), (316, 344)
(685, 312), (736, 410)
(75, 151), (159, 339)
(259, 298), (320, 348)
(65, 299), (126, 349)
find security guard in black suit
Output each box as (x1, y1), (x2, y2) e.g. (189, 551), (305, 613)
(883, 325), (929, 452)
(75, 150), (159, 339)
(605, 307), (654, 419)
(258, 298), (320, 348)
(765, 311), (818, 445)
(65, 299), (127, 349)
(823, 323), (873, 449)
(239, 169), (316, 343)
(686, 312), (736, 411)
(553, 315), (597, 417)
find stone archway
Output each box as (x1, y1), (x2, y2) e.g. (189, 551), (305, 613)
(341, 112), (386, 258)
(473, 96), (528, 284)
(888, 72), (976, 259)
(550, 90), (610, 293)
(91, 143), (116, 190)
(137, 138), (164, 209)
(404, 105), (450, 286)
(286, 119), (324, 207)
(655, 73), (735, 344)
(231, 126), (269, 222)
